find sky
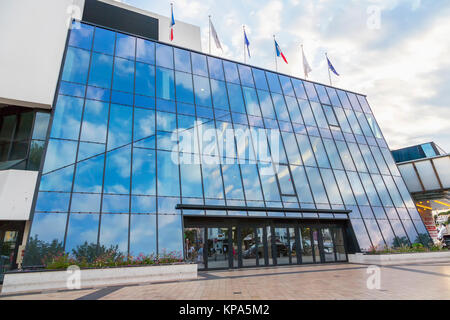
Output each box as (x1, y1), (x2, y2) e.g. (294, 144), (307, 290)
(115, 0), (450, 152)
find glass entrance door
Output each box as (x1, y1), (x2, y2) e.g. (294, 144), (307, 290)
(241, 227), (257, 267)
(184, 228), (205, 269)
(206, 227), (230, 269)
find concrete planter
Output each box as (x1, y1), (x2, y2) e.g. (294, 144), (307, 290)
(348, 251), (450, 265)
(1, 263), (197, 295)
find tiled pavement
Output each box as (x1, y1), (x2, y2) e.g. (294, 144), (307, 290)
(1, 262), (449, 300)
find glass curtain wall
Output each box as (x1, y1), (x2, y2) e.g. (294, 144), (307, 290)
(25, 21), (430, 265)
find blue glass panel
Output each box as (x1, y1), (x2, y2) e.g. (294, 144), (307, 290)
(135, 95), (155, 109)
(296, 134), (316, 167)
(346, 171), (369, 205)
(130, 214), (157, 255)
(277, 164), (295, 195)
(334, 107), (352, 133)
(197, 106), (213, 119)
(337, 90), (351, 109)
(227, 83), (245, 113)
(43, 139), (77, 173)
(309, 102), (328, 128)
(232, 112), (247, 125)
(358, 172), (381, 206)
(272, 93), (289, 121)
(310, 137), (330, 168)
(320, 168), (342, 204)
(382, 175), (404, 207)
(284, 96), (301, 124)
(80, 100), (108, 143)
(278, 121), (292, 132)
(77, 142), (104, 161)
(291, 79), (307, 100)
(35, 192), (70, 212)
(28, 212), (67, 245)
(156, 43), (173, 69)
(298, 99), (316, 126)
(112, 57), (134, 93)
(88, 53), (113, 88)
(364, 219), (385, 247)
(136, 38), (155, 64)
(359, 144), (379, 174)
(157, 150), (180, 197)
(265, 72), (282, 94)
(357, 95), (372, 113)
(257, 90), (275, 119)
(347, 142), (367, 172)
(323, 105), (338, 126)
(201, 155), (224, 199)
(222, 164), (245, 200)
(290, 165), (313, 203)
(132, 148), (156, 195)
(50, 95), (83, 140)
(347, 92), (362, 111)
(69, 23), (93, 50)
(281, 132), (301, 165)
(207, 56), (224, 80)
(93, 27), (115, 55)
(239, 87), (259, 117)
(267, 129), (287, 164)
(334, 140), (355, 171)
(238, 65), (254, 87)
(70, 193), (101, 213)
(356, 112), (373, 137)
(104, 145), (131, 194)
(305, 167), (328, 204)
(158, 215), (183, 254)
(107, 104), (132, 150)
(303, 81), (319, 102)
(131, 196), (156, 213)
(115, 33), (135, 59)
(277, 75), (294, 97)
(62, 47), (90, 84)
(99, 213), (129, 253)
(193, 75), (212, 107)
(59, 81), (85, 98)
(240, 164), (264, 201)
(180, 163), (203, 197)
(40, 166), (74, 192)
(135, 62), (155, 97)
(175, 71), (194, 104)
(102, 194), (129, 213)
(326, 87), (341, 107)
(322, 139), (343, 170)
(174, 48), (191, 73)
(251, 68), (268, 91)
(86, 86), (110, 101)
(73, 154), (104, 193)
(223, 61), (240, 84)
(156, 111), (176, 132)
(258, 162), (281, 201)
(333, 170), (356, 205)
(210, 79), (229, 110)
(111, 90), (132, 106)
(371, 174), (393, 207)
(314, 84), (331, 105)
(264, 118), (278, 129)
(133, 108), (155, 148)
(191, 52), (208, 76)
(65, 213), (99, 254)
(156, 67), (175, 100)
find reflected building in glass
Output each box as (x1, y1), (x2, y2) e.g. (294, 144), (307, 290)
(1, 1), (432, 272)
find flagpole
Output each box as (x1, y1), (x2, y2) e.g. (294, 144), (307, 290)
(273, 35), (278, 72)
(208, 15), (211, 55)
(243, 25), (246, 64)
(326, 52), (332, 86)
(301, 44), (306, 78)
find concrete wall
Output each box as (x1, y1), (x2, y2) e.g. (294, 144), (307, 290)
(0, 0), (85, 109)
(0, 170), (38, 221)
(99, 0), (202, 51)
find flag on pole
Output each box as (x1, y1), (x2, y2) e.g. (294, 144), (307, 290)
(170, 4), (175, 41)
(209, 19), (223, 50)
(244, 28), (251, 58)
(274, 40), (288, 64)
(327, 56), (340, 76)
(302, 45), (312, 78)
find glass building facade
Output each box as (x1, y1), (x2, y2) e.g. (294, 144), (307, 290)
(24, 21), (430, 266)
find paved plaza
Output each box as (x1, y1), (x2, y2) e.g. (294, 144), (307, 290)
(1, 262), (449, 300)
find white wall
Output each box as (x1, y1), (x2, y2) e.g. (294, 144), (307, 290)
(0, 0), (85, 109)
(100, 0), (202, 51)
(0, 170), (38, 221)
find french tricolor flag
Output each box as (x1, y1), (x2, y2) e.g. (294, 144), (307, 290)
(170, 4), (175, 41)
(274, 40), (288, 64)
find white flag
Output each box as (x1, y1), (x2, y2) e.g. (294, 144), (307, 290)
(210, 20), (223, 51)
(302, 45), (312, 78)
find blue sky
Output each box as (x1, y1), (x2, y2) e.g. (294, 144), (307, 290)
(116, 0), (450, 152)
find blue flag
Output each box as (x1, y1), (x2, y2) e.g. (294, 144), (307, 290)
(244, 29), (250, 58)
(327, 57), (339, 76)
